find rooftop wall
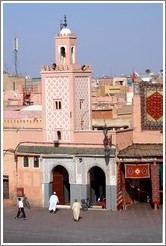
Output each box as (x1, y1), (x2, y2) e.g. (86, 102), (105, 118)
(132, 93), (163, 144)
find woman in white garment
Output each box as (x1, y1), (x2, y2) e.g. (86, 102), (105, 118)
(49, 192), (59, 213)
(72, 199), (81, 222)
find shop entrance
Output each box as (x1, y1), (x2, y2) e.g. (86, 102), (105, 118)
(119, 163), (154, 207)
(125, 178), (152, 203)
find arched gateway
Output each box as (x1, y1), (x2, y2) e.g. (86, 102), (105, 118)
(41, 157), (74, 207)
(41, 153), (117, 210)
(88, 166), (106, 203)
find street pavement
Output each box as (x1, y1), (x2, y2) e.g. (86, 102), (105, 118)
(2, 201), (164, 244)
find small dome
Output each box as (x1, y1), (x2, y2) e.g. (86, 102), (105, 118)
(60, 27), (71, 36)
(21, 105), (42, 111)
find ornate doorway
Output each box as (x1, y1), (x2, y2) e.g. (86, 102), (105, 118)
(89, 166), (106, 203)
(52, 165), (70, 205)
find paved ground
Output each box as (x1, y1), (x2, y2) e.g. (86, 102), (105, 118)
(2, 201), (164, 244)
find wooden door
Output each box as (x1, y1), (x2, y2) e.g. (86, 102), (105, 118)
(3, 179), (9, 199)
(53, 172), (64, 204)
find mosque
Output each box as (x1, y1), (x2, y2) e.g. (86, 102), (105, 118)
(3, 16), (163, 210)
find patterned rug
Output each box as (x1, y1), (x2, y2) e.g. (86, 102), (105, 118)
(151, 164), (160, 204)
(140, 82), (163, 131)
(125, 164), (150, 178)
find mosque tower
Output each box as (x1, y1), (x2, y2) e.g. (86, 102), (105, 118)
(41, 15), (92, 143)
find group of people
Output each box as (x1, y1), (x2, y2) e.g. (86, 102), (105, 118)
(15, 191), (82, 222)
(48, 192), (85, 221)
(48, 192), (81, 222)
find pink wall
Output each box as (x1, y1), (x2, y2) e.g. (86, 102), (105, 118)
(73, 129), (133, 151)
(3, 130), (43, 152)
(132, 96), (163, 144)
(18, 161), (42, 206)
(115, 129), (133, 150)
(73, 130), (105, 147)
(3, 129), (43, 206)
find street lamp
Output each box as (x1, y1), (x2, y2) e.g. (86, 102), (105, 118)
(103, 123), (108, 136)
(103, 123), (113, 163)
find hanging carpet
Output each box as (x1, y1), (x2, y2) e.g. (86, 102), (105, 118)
(125, 164), (150, 178)
(151, 164), (160, 204)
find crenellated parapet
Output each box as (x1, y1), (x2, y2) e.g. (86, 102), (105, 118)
(56, 32), (76, 37)
(41, 64), (91, 72)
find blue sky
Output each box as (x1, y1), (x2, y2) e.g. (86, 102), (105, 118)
(2, 1), (164, 78)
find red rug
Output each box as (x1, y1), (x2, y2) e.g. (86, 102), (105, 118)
(125, 164), (150, 178)
(140, 82), (163, 131)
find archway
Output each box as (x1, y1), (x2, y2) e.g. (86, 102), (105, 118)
(51, 165), (70, 205)
(89, 166), (106, 203)
(60, 46), (66, 63)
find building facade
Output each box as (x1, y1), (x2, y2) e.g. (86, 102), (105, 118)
(3, 17), (163, 211)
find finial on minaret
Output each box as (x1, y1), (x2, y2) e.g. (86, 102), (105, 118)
(64, 15), (67, 28)
(60, 15), (68, 30)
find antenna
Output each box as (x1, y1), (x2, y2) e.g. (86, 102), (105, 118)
(13, 37), (18, 76)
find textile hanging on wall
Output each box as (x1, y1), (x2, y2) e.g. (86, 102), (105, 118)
(117, 165), (123, 210)
(140, 82), (163, 131)
(125, 164), (150, 178)
(122, 171), (133, 206)
(151, 164), (160, 204)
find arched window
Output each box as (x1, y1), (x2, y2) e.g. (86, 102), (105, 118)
(23, 156), (29, 167)
(71, 46), (75, 63)
(57, 131), (61, 140)
(60, 47), (66, 63)
(54, 100), (62, 110)
(59, 101), (61, 109)
(34, 157), (39, 168)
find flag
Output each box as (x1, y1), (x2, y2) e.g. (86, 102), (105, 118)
(132, 72), (136, 82)
(132, 71), (139, 82)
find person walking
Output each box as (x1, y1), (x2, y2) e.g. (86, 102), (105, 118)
(72, 199), (81, 222)
(15, 197), (27, 220)
(49, 191), (59, 213)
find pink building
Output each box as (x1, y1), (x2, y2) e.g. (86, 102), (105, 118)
(3, 16), (163, 210)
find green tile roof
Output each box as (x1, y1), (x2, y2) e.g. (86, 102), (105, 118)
(118, 144), (163, 158)
(17, 145), (116, 156)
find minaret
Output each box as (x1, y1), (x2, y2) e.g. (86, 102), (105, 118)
(55, 15), (77, 66)
(41, 16), (92, 143)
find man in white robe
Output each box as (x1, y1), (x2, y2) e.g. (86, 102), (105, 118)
(49, 192), (59, 213)
(72, 199), (81, 221)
